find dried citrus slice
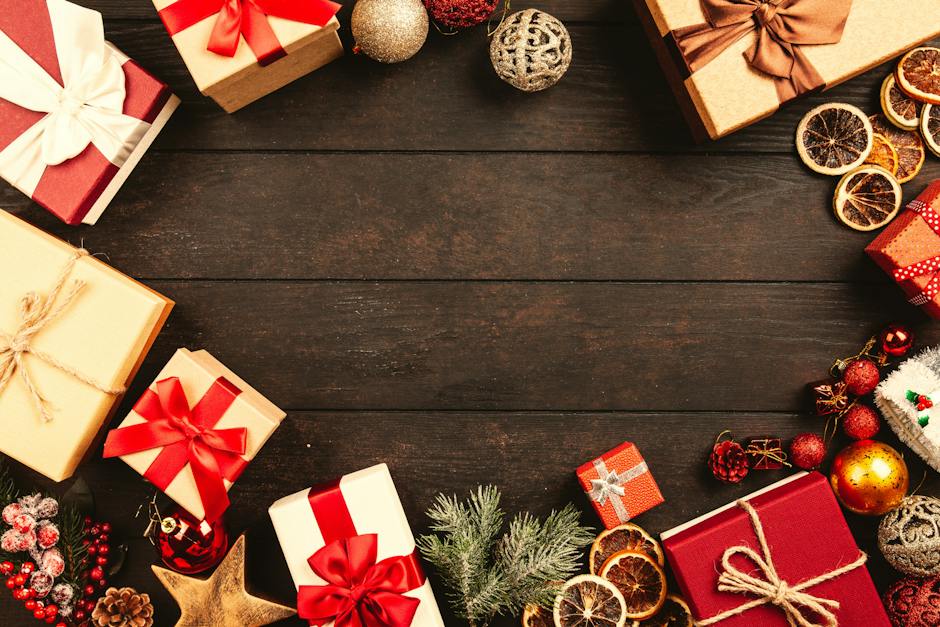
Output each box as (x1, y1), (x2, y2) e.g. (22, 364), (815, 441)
(590, 524), (664, 575)
(921, 104), (940, 157)
(796, 103), (873, 175)
(864, 133), (899, 175)
(631, 595), (693, 627)
(870, 114), (926, 183)
(897, 47), (940, 105)
(553, 575), (627, 627)
(600, 551), (667, 621)
(833, 166), (902, 231)
(523, 603), (553, 627)
(881, 74), (920, 130)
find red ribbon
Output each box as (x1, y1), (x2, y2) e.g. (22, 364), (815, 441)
(158, 0), (341, 66)
(103, 377), (248, 522)
(892, 199), (940, 307)
(296, 479), (426, 627)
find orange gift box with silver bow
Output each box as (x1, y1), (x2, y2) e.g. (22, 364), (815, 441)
(577, 441), (664, 529)
(631, 0), (940, 140)
(0, 210), (173, 481)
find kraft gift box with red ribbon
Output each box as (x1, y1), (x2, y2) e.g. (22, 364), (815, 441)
(0, 0), (179, 225)
(631, 0), (940, 141)
(0, 210), (173, 482)
(269, 464), (446, 627)
(661, 472), (889, 626)
(153, 0), (342, 112)
(577, 441), (664, 529)
(104, 348), (286, 522)
(867, 180), (940, 318)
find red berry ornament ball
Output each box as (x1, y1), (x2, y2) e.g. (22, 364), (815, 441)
(790, 433), (826, 470)
(842, 358), (880, 396)
(424, 0), (497, 28)
(883, 575), (940, 626)
(842, 404), (881, 440)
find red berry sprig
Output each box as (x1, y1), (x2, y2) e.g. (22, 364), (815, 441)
(916, 395), (934, 412)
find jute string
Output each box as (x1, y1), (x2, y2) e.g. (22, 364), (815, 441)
(697, 500), (867, 627)
(0, 249), (125, 422)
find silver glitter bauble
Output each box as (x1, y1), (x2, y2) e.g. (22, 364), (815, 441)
(489, 9), (571, 92)
(879, 495), (940, 577)
(352, 0), (429, 64)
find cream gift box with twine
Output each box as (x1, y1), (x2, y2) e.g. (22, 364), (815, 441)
(0, 210), (173, 481)
(633, 0), (940, 140)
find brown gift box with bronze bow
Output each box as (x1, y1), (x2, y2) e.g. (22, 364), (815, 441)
(631, 0), (940, 141)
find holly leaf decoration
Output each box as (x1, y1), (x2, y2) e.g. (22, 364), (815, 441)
(60, 476), (95, 516)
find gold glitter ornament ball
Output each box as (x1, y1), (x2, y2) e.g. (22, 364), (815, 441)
(352, 0), (429, 63)
(489, 9), (572, 92)
(829, 440), (909, 516)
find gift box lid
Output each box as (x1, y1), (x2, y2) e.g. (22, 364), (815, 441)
(661, 472), (888, 626)
(875, 347), (940, 472)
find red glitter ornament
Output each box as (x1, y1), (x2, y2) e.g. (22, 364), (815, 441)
(424, 0), (497, 29)
(880, 323), (915, 358)
(883, 575), (940, 626)
(842, 358), (880, 396)
(156, 507), (228, 575)
(789, 433), (826, 470)
(708, 433), (749, 483)
(842, 404), (881, 440)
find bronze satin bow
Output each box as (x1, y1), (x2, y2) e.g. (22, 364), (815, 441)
(671, 0), (852, 101)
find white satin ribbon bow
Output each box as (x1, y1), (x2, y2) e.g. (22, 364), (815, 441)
(0, 0), (150, 197)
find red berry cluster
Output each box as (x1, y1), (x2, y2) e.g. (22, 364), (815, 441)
(916, 394), (934, 412)
(71, 518), (113, 625)
(1, 561), (65, 626)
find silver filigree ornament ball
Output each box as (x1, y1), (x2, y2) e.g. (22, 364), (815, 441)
(352, 0), (429, 63)
(489, 9), (572, 92)
(879, 495), (940, 577)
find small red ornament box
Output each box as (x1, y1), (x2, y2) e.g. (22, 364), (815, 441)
(867, 180), (940, 318)
(661, 472), (889, 627)
(577, 441), (663, 529)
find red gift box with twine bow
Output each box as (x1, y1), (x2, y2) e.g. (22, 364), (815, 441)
(577, 441), (664, 529)
(867, 180), (940, 318)
(661, 472), (888, 627)
(104, 348), (286, 522)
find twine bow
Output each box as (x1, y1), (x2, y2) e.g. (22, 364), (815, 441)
(0, 249), (125, 423)
(589, 470), (627, 505)
(745, 439), (791, 469)
(671, 0), (851, 101)
(698, 500), (867, 626)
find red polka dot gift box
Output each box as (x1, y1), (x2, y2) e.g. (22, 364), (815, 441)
(576, 441), (664, 529)
(867, 180), (940, 318)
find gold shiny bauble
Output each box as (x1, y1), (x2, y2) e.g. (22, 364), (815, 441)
(829, 440), (909, 516)
(351, 0), (428, 64)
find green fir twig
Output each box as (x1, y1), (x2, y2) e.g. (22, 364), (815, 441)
(58, 506), (88, 592)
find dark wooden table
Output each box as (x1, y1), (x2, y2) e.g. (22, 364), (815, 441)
(3, 1), (940, 625)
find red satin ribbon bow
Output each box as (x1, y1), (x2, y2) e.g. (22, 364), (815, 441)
(893, 199), (940, 307)
(103, 377), (247, 522)
(672, 0), (851, 101)
(297, 534), (424, 627)
(159, 0), (341, 66)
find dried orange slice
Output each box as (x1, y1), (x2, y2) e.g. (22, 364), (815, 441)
(522, 603), (553, 627)
(870, 114), (926, 183)
(881, 74), (920, 130)
(864, 133), (899, 176)
(833, 166), (902, 231)
(590, 524), (664, 575)
(554, 575), (627, 627)
(921, 104), (940, 157)
(796, 103), (872, 175)
(897, 47), (940, 105)
(631, 595), (693, 627)
(600, 551), (667, 621)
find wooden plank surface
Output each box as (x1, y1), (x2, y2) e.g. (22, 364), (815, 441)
(3, 0), (939, 626)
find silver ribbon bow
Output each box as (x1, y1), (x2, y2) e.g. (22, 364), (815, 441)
(589, 470), (627, 505)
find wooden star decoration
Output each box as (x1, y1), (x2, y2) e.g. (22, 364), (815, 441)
(152, 534), (297, 627)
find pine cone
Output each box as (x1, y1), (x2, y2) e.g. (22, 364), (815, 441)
(709, 440), (749, 483)
(91, 587), (154, 627)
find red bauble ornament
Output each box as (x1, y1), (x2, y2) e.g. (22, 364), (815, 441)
(789, 433), (826, 470)
(156, 508), (228, 575)
(708, 434), (749, 483)
(424, 0), (497, 28)
(884, 575), (940, 626)
(842, 358), (880, 396)
(880, 323), (915, 358)
(842, 404), (881, 440)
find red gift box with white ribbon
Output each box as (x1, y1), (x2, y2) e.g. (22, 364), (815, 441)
(577, 441), (664, 529)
